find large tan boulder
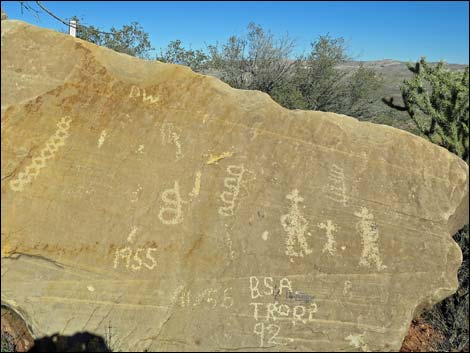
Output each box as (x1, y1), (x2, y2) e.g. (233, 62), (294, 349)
(1, 19), (468, 352)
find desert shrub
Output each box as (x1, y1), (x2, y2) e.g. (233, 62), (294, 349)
(207, 22), (298, 95)
(384, 58), (469, 352)
(73, 17), (153, 59)
(156, 40), (208, 72)
(1, 332), (16, 353)
(423, 225), (469, 352)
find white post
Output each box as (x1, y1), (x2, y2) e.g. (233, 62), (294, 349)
(69, 20), (77, 37)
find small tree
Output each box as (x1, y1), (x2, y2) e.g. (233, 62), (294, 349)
(156, 40), (208, 72)
(295, 35), (349, 112)
(268, 34), (382, 115)
(346, 63), (383, 119)
(383, 57), (469, 162)
(208, 23), (297, 95)
(73, 17), (153, 59)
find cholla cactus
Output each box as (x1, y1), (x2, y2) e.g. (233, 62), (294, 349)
(384, 57), (469, 163)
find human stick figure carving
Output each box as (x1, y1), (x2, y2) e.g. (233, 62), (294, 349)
(317, 220), (338, 255)
(219, 164), (246, 217)
(280, 189), (312, 260)
(354, 207), (387, 271)
(10, 116), (72, 192)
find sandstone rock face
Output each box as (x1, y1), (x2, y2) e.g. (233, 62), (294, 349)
(1, 19), (469, 352)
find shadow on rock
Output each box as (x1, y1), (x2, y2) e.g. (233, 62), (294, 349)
(28, 332), (110, 352)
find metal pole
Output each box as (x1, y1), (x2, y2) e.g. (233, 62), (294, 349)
(69, 20), (77, 37)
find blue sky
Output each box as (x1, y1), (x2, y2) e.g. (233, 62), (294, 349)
(2, 1), (469, 63)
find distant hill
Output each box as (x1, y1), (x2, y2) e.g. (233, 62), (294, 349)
(338, 59), (467, 102)
(205, 59), (468, 132)
(336, 60), (468, 131)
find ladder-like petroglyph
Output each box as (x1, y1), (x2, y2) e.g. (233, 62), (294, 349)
(354, 207), (387, 271)
(218, 164), (246, 217)
(9, 116), (72, 192)
(280, 189), (313, 260)
(327, 164), (348, 206)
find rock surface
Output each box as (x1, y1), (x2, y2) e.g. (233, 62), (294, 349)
(1, 19), (469, 352)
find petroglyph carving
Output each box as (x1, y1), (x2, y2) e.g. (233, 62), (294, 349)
(225, 231), (235, 259)
(9, 116), (72, 192)
(206, 151), (233, 165)
(158, 171), (201, 224)
(129, 85), (160, 105)
(343, 280), (352, 297)
(127, 226), (139, 243)
(218, 164), (246, 217)
(262, 231), (269, 241)
(160, 122), (183, 161)
(317, 220), (338, 255)
(136, 144), (144, 154)
(131, 185), (143, 203)
(345, 333), (369, 351)
(354, 207), (387, 271)
(98, 130), (107, 148)
(189, 171), (202, 199)
(280, 189), (312, 260)
(327, 164), (348, 206)
(158, 181), (184, 225)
